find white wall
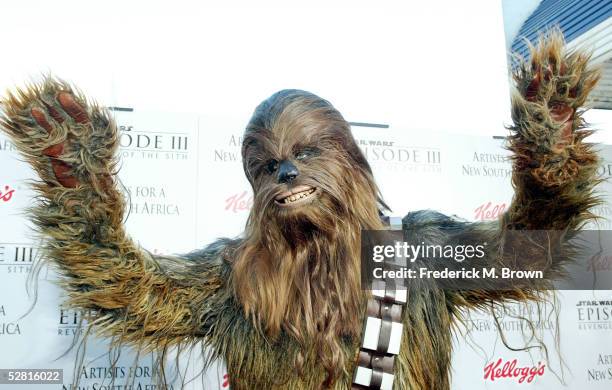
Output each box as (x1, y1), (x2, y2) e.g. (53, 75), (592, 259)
(1, 0), (514, 136)
(585, 109), (612, 144)
(3, 1), (608, 141)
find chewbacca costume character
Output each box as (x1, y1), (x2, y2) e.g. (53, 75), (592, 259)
(0, 32), (602, 389)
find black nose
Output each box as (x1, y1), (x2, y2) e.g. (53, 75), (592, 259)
(278, 160), (299, 183)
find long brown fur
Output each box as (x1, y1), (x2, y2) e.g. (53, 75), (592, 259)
(233, 90), (385, 385)
(0, 30), (602, 389)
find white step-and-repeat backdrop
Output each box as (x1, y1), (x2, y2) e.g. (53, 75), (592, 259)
(0, 110), (610, 390)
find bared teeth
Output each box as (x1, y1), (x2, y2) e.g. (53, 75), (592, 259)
(281, 188), (315, 204)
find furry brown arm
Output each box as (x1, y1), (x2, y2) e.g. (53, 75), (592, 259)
(401, 32), (602, 308)
(0, 78), (228, 348)
(504, 30), (601, 231)
(466, 31), (600, 307)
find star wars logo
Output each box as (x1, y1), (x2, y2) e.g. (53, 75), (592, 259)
(0, 243), (36, 274)
(576, 299), (612, 330)
(118, 125), (189, 161)
(357, 139), (441, 173)
(0, 304), (21, 336)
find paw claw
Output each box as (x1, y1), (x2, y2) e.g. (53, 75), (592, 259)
(31, 107), (65, 157)
(58, 92), (89, 124)
(30, 107), (53, 133)
(42, 143), (64, 158)
(51, 159), (78, 188)
(550, 103), (573, 123)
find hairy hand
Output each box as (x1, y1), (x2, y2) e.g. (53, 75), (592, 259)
(512, 30), (600, 153)
(1, 77), (117, 194)
(508, 31), (601, 190)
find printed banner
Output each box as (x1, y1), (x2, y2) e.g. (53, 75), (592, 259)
(0, 111), (610, 389)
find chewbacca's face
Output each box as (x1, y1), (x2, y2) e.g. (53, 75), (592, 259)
(236, 90), (385, 383)
(241, 90), (378, 239)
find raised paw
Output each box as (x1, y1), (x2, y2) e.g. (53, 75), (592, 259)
(512, 30), (600, 150)
(1, 77), (117, 191)
(523, 52), (574, 144)
(30, 92), (90, 187)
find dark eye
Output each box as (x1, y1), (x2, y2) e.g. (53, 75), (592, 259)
(264, 159), (279, 174)
(295, 147), (319, 161)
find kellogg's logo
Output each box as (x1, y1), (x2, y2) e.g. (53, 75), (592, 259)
(474, 201), (506, 221)
(483, 358), (545, 384)
(0, 185), (15, 203)
(225, 191), (253, 213)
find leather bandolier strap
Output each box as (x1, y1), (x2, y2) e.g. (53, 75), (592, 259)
(353, 217), (406, 390)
